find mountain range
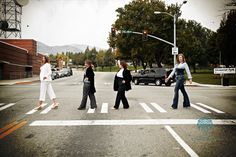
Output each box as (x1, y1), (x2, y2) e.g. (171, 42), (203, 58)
(37, 41), (101, 54)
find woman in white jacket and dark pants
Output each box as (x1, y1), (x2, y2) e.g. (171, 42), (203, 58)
(36, 56), (59, 109)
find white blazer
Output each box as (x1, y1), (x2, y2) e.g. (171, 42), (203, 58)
(40, 63), (52, 81)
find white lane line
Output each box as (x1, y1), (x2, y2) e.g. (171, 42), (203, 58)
(101, 103), (108, 113)
(26, 103), (48, 115)
(87, 108), (96, 113)
(0, 103), (16, 111)
(150, 103), (167, 113)
(29, 119), (236, 126)
(191, 103), (211, 113)
(139, 103), (154, 113)
(0, 103), (5, 107)
(165, 125), (199, 157)
(40, 104), (53, 114)
(196, 103), (224, 114)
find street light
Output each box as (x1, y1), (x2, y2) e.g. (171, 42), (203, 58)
(154, 0), (187, 66)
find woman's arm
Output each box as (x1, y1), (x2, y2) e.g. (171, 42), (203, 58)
(167, 65), (176, 80)
(123, 69), (132, 83)
(184, 63), (192, 79)
(86, 68), (94, 81)
(44, 63), (52, 80)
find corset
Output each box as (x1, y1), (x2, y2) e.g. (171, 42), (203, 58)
(176, 68), (184, 76)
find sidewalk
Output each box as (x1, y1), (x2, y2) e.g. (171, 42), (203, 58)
(185, 80), (236, 88)
(0, 75), (39, 86)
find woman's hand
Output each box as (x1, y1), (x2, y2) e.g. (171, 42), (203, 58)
(122, 80), (126, 84)
(189, 79), (192, 84)
(165, 78), (169, 83)
(84, 77), (88, 81)
(43, 77), (47, 80)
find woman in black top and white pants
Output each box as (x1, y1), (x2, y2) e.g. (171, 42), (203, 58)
(113, 61), (132, 109)
(78, 60), (97, 110)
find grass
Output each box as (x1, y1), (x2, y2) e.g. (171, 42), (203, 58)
(191, 69), (236, 85)
(95, 66), (236, 85)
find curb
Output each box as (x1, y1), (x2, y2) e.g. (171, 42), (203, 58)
(0, 79), (39, 86)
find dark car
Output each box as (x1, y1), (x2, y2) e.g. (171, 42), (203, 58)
(132, 68), (175, 86)
(51, 68), (59, 80)
(62, 68), (72, 77)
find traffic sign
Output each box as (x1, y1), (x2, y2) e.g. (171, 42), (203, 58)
(214, 68), (236, 74)
(172, 47), (178, 55)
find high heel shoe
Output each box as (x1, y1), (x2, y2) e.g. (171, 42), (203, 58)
(51, 103), (59, 109)
(36, 105), (43, 110)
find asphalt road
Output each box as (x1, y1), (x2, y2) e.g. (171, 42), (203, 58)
(0, 69), (236, 157)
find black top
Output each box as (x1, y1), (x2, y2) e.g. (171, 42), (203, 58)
(113, 68), (132, 91)
(176, 69), (185, 76)
(84, 66), (96, 93)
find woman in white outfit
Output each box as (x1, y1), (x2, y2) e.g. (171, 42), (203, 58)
(36, 56), (59, 110)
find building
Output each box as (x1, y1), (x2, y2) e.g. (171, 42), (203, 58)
(0, 39), (43, 80)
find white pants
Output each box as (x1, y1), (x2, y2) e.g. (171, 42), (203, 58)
(39, 81), (56, 101)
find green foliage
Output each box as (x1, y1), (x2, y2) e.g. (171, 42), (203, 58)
(48, 47), (116, 69)
(216, 10), (236, 67)
(108, 0), (216, 71)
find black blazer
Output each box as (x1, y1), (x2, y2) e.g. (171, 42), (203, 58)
(84, 66), (96, 93)
(113, 68), (132, 91)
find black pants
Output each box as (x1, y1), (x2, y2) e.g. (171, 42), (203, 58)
(79, 82), (97, 108)
(114, 78), (129, 109)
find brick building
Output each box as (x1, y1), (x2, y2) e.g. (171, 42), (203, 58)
(0, 39), (43, 80)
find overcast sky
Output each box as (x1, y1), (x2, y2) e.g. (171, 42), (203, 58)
(21, 0), (228, 49)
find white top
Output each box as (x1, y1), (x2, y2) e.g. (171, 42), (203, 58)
(117, 68), (124, 78)
(168, 62), (192, 79)
(40, 63), (52, 81)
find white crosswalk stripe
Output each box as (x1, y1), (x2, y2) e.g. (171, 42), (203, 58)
(87, 108), (96, 113)
(101, 103), (108, 113)
(40, 104), (53, 114)
(191, 103), (211, 113)
(0, 103), (16, 111)
(26, 103), (48, 115)
(150, 103), (167, 113)
(196, 103), (224, 113)
(23, 102), (225, 115)
(139, 103), (154, 113)
(165, 125), (199, 157)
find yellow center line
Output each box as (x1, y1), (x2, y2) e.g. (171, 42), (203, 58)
(0, 121), (18, 134)
(0, 120), (27, 140)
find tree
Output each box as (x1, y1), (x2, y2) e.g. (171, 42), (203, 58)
(96, 50), (105, 70)
(104, 49), (116, 72)
(216, 10), (236, 67)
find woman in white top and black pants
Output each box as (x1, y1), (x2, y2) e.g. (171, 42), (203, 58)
(166, 54), (192, 109)
(113, 61), (132, 109)
(36, 56), (59, 109)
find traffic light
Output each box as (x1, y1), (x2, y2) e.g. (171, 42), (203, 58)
(111, 27), (116, 38)
(142, 30), (148, 41)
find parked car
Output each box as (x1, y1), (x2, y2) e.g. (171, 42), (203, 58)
(132, 68), (175, 86)
(62, 68), (72, 77)
(51, 68), (59, 80)
(57, 69), (64, 78)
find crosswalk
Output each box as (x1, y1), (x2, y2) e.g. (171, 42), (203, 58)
(24, 101), (225, 115)
(0, 103), (16, 111)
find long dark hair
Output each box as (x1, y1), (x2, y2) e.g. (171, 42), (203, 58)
(42, 55), (50, 64)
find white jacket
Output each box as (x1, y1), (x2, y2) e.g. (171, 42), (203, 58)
(40, 63), (52, 81)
